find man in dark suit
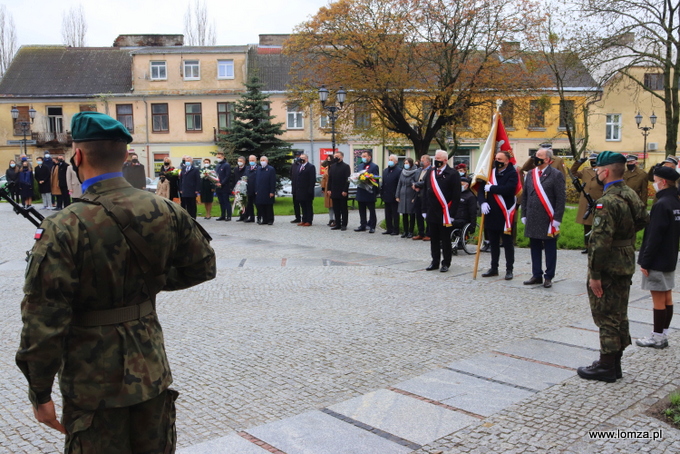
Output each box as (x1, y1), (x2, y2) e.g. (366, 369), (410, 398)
(255, 156), (277, 225)
(422, 150), (461, 272)
(244, 155), (258, 222)
(179, 155), (201, 219)
(327, 151), (351, 231)
(479, 151), (519, 280)
(290, 151), (303, 224)
(57, 156), (71, 208)
(355, 150), (380, 233)
(214, 151), (232, 221)
(521, 147), (566, 288)
(381, 154), (402, 235)
(412, 155), (431, 240)
(296, 154), (316, 226)
(233, 156), (247, 221)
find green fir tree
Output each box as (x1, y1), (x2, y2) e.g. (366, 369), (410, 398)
(217, 75), (292, 183)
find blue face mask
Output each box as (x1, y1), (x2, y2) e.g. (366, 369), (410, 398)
(388, 161), (394, 167)
(361, 157), (367, 163)
(249, 161), (256, 166)
(44, 154), (50, 159)
(10, 163), (15, 168)
(404, 164), (410, 170)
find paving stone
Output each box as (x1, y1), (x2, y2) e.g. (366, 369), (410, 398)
(534, 327), (601, 350)
(246, 410), (411, 454)
(570, 319), (670, 340)
(494, 338), (596, 369)
(628, 306), (680, 330)
(327, 389), (478, 446)
(177, 433), (270, 454)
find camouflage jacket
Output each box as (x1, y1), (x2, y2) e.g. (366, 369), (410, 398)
(588, 181), (648, 279)
(16, 177), (216, 410)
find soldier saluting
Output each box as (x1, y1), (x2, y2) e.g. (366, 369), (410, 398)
(577, 151), (648, 383)
(16, 112), (216, 452)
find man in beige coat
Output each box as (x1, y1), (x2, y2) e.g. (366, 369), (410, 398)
(571, 153), (603, 254)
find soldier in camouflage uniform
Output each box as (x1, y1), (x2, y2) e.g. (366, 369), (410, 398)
(577, 151), (648, 383)
(16, 112), (216, 453)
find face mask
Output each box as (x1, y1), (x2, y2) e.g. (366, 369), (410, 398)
(70, 155), (83, 184)
(44, 154), (50, 159)
(160, 177), (166, 182)
(361, 157), (367, 163)
(461, 185), (468, 191)
(203, 163), (209, 168)
(10, 163), (15, 168)
(238, 162), (244, 167)
(494, 160), (504, 169)
(21, 157), (27, 161)
(215, 158), (222, 163)
(533, 156), (544, 166)
(388, 161), (394, 167)
(458, 170), (465, 176)
(404, 164), (410, 170)
(260, 161), (267, 167)
(590, 161), (596, 168)
(132, 158), (139, 164)
(164, 162), (170, 166)
(249, 161), (256, 166)
(37, 161), (43, 165)
(653, 182), (661, 193)
(333, 157), (340, 163)
(627, 164), (635, 171)
(434, 160), (444, 168)
(595, 170), (605, 186)
(185, 162), (192, 168)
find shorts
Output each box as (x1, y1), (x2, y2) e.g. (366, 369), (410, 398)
(641, 270), (675, 292)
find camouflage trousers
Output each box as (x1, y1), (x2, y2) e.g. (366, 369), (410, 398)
(587, 273), (632, 355)
(62, 389), (178, 454)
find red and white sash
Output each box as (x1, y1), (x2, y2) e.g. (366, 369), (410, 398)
(490, 168), (516, 234)
(533, 167), (559, 237)
(431, 169), (452, 227)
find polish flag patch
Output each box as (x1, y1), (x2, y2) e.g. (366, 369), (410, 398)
(596, 203), (603, 210)
(34, 228), (44, 240)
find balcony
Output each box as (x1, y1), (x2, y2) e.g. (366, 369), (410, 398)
(32, 131), (72, 147)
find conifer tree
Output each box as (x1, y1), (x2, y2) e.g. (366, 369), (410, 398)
(218, 75), (292, 182)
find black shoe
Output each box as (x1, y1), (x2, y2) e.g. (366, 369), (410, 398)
(425, 263), (439, 271)
(482, 269), (498, 277)
(340, 226), (347, 231)
(291, 219), (301, 224)
(581, 248), (588, 254)
(216, 217), (226, 221)
(523, 276), (543, 285)
(543, 278), (552, 288)
(407, 233), (413, 238)
(244, 219), (254, 223)
(401, 232), (408, 238)
(382, 231), (393, 235)
(226, 217), (231, 221)
(577, 356), (616, 383)
(369, 228), (375, 233)
(354, 227), (367, 232)
(331, 226), (341, 230)
(440, 265), (449, 272)
(505, 272), (513, 280)
(236, 218), (244, 222)
(390, 232), (399, 236)
(480, 242), (490, 252)
(267, 221), (274, 225)
(257, 221), (263, 225)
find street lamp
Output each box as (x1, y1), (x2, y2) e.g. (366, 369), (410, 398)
(635, 111), (657, 168)
(11, 105), (37, 155)
(319, 85), (346, 156)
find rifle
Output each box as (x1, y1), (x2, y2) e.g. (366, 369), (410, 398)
(0, 184), (45, 227)
(567, 167), (597, 220)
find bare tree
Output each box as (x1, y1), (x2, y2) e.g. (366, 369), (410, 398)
(62, 4), (87, 47)
(184, 0), (216, 46)
(0, 5), (17, 77)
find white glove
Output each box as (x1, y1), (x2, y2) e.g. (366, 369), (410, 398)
(422, 213), (427, 219)
(521, 217), (526, 225)
(552, 220), (561, 228)
(484, 183), (492, 192)
(481, 202), (490, 215)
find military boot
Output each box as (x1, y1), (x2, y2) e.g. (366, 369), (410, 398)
(615, 351), (623, 379)
(577, 354), (617, 383)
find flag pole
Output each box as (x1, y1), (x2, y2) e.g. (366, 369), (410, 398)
(472, 99), (503, 279)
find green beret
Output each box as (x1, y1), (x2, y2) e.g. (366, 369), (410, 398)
(71, 112), (133, 144)
(595, 151), (626, 167)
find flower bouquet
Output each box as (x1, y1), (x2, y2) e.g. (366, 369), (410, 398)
(350, 169), (380, 192)
(165, 168), (180, 178)
(232, 176), (248, 215)
(201, 168), (219, 184)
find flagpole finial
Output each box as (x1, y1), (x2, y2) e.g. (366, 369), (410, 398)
(496, 99), (503, 112)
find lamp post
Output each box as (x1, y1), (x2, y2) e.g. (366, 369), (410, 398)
(11, 105), (37, 155)
(635, 111), (657, 168)
(319, 85), (346, 156)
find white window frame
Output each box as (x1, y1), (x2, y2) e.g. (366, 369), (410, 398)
(605, 114), (622, 141)
(217, 60), (234, 79)
(320, 114), (329, 128)
(287, 104), (304, 129)
(150, 61), (167, 80)
(183, 60), (200, 80)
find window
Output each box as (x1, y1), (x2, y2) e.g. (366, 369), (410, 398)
(116, 104), (134, 133)
(644, 73), (664, 91)
(320, 113), (329, 128)
(183, 60), (200, 80)
(529, 100), (545, 129)
(354, 103), (371, 129)
(287, 103), (303, 129)
(499, 100), (514, 129)
(151, 103), (169, 132)
(559, 100), (575, 129)
(217, 60), (234, 79)
(185, 103), (202, 131)
(606, 114), (622, 141)
(217, 102), (235, 133)
(47, 107), (63, 133)
(150, 61), (167, 80)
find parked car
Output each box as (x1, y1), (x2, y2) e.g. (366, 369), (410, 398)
(145, 177), (158, 193)
(0, 174), (6, 189)
(276, 177), (324, 198)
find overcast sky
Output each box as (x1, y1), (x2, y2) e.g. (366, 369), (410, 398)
(4, 0), (329, 48)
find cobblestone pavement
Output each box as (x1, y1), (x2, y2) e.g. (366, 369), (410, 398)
(0, 202), (678, 453)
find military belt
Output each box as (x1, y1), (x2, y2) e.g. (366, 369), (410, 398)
(71, 300), (154, 327)
(611, 238), (635, 247)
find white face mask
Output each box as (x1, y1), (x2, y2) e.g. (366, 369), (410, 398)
(653, 182), (661, 193)
(260, 161), (267, 167)
(461, 185), (468, 191)
(202, 163), (209, 168)
(238, 162), (245, 167)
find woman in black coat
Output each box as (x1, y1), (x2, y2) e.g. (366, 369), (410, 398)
(5, 159), (20, 202)
(18, 160), (34, 207)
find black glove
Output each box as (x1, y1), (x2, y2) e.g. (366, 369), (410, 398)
(578, 157), (588, 164)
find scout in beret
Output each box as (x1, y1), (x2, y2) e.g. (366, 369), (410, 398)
(71, 112), (133, 144)
(595, 151), (627, 167)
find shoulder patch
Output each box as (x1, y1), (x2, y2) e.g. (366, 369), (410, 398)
(34, 228), (44, 240)
(593, 216), (602, 227)
(596, 203), (603, 210)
